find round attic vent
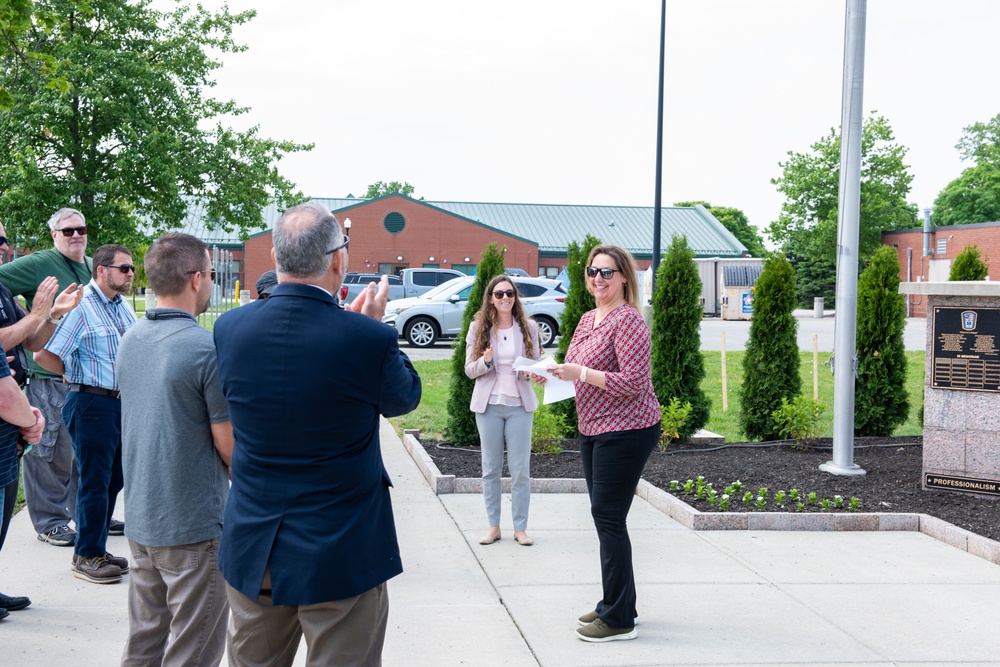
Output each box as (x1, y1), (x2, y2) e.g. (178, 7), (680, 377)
(384, 212), (406, 234)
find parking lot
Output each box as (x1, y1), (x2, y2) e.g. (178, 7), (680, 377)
(400, 311), (929, 361)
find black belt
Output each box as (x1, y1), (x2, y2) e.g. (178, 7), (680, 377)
(68, 383), (121, 399)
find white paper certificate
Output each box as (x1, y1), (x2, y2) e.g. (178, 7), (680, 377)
(513, 356), (576, 404)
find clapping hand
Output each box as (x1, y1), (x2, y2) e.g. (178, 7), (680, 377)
(346, 274), (390, 321)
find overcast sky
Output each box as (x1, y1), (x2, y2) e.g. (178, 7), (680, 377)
(197, 0), (1000, 241)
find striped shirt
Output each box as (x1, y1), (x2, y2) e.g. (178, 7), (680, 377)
(564, 304), (661, 436)
(44, 279), (137, 390)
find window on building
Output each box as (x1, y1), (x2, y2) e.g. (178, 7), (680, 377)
(453, 264), (475, 275)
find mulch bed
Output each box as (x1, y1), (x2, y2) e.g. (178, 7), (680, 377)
(423, 436), (1000, 543)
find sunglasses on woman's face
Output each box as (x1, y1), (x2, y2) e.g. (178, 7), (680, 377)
(586, 266), (621, 280)
(492, 289), (516, 299)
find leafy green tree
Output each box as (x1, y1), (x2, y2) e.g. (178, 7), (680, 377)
(650, 235), (709, 439)
(0, 0), (311, 249)
(855, 245), (909, 436)
(949, 244), (990, 280)
(768, 114), (917, 305)
(784, 236), (836, 308)
(933, 164), (1000, 226)
(550, 234), (600, 437)
(0, 0), (67, 110)
(364, 181), (423, 200)
(933, 114), (1000, 226)
(739, 253), (800, 440)
(674, 201), (767, 257)
(444, 243), (506, 446)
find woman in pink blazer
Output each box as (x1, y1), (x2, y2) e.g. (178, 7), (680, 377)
(465, 275), (541, 546)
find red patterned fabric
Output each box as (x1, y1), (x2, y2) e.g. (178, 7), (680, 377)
(565, 304), (661, 436)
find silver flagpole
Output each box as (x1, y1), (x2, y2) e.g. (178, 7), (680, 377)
(822, 0), (868, 477)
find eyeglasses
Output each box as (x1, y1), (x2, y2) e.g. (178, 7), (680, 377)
(586, 266), (621, 280)
(492, 289), (516, 299)
(325, 235), (350, 255)
(185, 268), (217, 280)
(101, 263), (135, 274)
(56, 226), (88, 237)
(0, 236), (8, 247)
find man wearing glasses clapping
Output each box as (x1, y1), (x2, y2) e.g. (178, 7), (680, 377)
(0, 208), (94, 550)
(35, 244), (137, 584)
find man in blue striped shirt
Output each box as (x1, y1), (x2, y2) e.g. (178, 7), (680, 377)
(36, 244), (137, 584)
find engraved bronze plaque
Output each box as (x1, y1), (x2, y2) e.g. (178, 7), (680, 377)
(931, 307), (1000, 392)
(925, 473), (1000, 497)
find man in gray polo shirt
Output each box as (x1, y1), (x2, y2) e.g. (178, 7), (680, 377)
(116, 233), (232, 666)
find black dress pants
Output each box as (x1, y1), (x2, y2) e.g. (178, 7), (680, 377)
(580, 422), (660, 629)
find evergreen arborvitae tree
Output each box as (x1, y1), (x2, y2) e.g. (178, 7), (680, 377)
(855, 245), (909, 436)
(949, 244), (989, 281)
(739, 253), (800, 440)
(444, 244), (506, 445)
(550, 234), (600, 437)
(650, 235), (709, 439)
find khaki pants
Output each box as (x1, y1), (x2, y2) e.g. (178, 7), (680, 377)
(121, 536), (228, 667)
(226, 569), (388, 667)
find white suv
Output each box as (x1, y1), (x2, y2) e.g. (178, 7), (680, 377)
(383, 276), (566, 348)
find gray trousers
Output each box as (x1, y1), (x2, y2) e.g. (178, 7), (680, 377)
(475, 403), (533, 531)
(226, 570), (388, 667)
(22, 379), (77, 533)
(121, 536), (228, 667)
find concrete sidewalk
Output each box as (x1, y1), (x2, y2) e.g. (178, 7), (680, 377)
(3, 421), (1000, 666)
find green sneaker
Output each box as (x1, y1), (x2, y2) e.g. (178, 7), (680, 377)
(578, 611), (639, 627)
(576, 618), (637, 643)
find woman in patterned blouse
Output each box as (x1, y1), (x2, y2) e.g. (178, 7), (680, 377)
(547, 244), (661, 643)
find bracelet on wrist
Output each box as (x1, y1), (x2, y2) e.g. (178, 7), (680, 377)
(46, 314), (63, 325)
(580, 366), (588, 384)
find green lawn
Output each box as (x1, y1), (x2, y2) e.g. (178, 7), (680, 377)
(395, 351), (926, 441)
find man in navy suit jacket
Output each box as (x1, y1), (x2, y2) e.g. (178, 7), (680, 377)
(213, 202), (421, 666)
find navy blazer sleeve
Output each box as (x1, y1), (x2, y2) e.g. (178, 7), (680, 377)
(377, 334), (421, 419)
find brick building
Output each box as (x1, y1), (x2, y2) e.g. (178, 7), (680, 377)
(242, 194), (748, 296)
(243, 196), (538, 290)
(883, 220), (1000, 317)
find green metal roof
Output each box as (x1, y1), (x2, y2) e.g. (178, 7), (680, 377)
(413, 200), (747, 258)
(226, 196), (748, 258)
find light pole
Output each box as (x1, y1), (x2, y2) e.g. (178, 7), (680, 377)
(651, 0), (666, 289)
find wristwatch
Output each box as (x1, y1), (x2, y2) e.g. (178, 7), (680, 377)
(46, 313), (63, 325)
